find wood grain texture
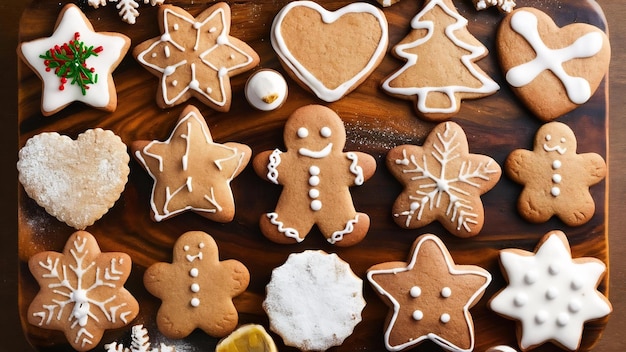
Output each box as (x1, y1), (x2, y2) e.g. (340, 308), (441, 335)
(16, 0), (609, 351)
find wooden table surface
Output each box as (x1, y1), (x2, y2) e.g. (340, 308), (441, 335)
(1, 0), (624, 351)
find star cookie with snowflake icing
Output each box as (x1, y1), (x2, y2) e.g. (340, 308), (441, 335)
(367, 234), (491, 352)
(387, 121), (501, 238)
(132, 105), (251, 222)
(27, 231), (139, 351)
(489, 230), (611, 351)
(133, 3), (260, 111)
(18, 4), (130, 116)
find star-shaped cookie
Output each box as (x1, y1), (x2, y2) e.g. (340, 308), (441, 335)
(367, 234), (491, 351)
(132, 105), (251, 222)
(144, 231), (250, 338)
(18, 4), (130, 116)
(28, 231), (138, 351)
(489, 230), (611, 351)
(134, 3), (260, 111)
(387, 121), (501, 238)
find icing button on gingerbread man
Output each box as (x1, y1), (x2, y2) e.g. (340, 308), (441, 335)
(144, 231), (250, 339)
(506, 122), (606, 226)
(253, 105), (376, 246)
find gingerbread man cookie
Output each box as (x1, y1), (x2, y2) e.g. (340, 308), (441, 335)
(132, 105), (251, 222)
(367, 234), (491, 351)
(505, 122), (606, 226)
(253, 105), (376, 246)
(387, 121), (501, 238)
(144, 231), (250, 339)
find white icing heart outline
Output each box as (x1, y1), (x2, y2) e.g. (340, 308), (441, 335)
(271, 1), (388, 102)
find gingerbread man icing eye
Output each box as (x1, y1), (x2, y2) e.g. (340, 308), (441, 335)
(297, 127), (309, 138)
(320, 126), (332, 138)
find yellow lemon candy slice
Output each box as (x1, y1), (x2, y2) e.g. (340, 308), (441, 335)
(216, 324), (277, 352)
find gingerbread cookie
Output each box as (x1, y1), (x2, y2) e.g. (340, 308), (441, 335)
(18, 4), (130, 116)
(17, 128), (130, 230)
(505, 122), (606, 226)
(132, 105), (251, 222)
(489, 230), (612, 351)
(263, 250), (365, 351)
(253, 104), (376, 246)
(387, 122), (501, 238)
(497, 7), (610, 121)
(28, 231), (138, 351)
(381, 0), (499, 120)
(144, 231), (249, 339)
(271, 1), (388, 102)
(134, 3), (260, 111)
(367, 234), (491, 351)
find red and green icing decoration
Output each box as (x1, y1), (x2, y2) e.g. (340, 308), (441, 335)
(40, 32), (103, 95)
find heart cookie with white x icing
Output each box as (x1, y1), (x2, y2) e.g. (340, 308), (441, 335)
(17, 129), (130, 229)
(497, 7), (610, 121)
(271, 1), (388, 102)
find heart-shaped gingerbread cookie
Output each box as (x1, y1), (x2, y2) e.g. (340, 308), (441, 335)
(271, 1), (388, 102)
(497, 7), (610, 121)
(18, 129), (130, 229)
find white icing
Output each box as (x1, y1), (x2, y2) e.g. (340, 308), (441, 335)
(552, 160), (562, 169)
(245, 70), (288, 111)
(550, 186), (561, 197)
(267, 149), (282, 184)
(552, 174), (562, 183)
(190, 298), (200, 307)
(410, 286), (422, 298)
(190, 283), (200, 293)
(297, 127), (309, 138)
(320, 126), (332, 138)
(136, 6), (256, 107)
(412, 310), (424, 321)
(328, 214), (361, 244)
(309, 189), (320, 199)
(543, 143), (567, 155)
(441, 287), (452, 298)
(367, 234), (492, 352)
(490, 232), (612, 351)
(135, 109), (246, 221)
(381, 0), (499, 114)
(299, 143), (333, 158)
(189, 268), (199, 277)
(485, 346), (518, 352)
(263, 251), (365, 351)
(506, 10), (605, 104)
(271, 1), (388, 102)
(309, 175), (320, 187)
(310, 200), (322, 211)
(347, 152), (365, 185)
(267, 212), (302, 242)
(19, 5), (128, 114)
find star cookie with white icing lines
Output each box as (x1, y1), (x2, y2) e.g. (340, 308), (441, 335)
(18, 4), (130, 116)
(505, 122), (606, 226)
(489, 230), (611, 351)
(132, 105), (251, 222)
(144, 231), (249, 338)
(134, 3), (260, 111)
(367, 234), (491, 352)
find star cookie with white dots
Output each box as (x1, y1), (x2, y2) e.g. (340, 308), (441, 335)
(489, 230), (611, 351)
(367, 234), (491, 351)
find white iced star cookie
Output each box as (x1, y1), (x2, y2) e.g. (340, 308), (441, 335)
(489, 230), (611, 351)
(18, 4), (130, 116)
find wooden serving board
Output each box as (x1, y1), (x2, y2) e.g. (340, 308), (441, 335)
(17, 0), (609, 351)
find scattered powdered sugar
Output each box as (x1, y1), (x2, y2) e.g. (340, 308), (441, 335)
(263, 250), (365, 351)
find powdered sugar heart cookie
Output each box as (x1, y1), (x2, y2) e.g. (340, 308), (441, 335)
(497, 7), (610, 121)
(271, 1), (388, 102)
(18, 128), (130, 230)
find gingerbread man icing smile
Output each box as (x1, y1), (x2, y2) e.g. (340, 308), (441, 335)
(253, 105), (376, 246)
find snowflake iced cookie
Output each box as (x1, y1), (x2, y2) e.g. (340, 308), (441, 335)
(88, 0), (165, 25)
(17, 128), (130, 230)
(132, 105), (251, 222)
(497, 7), (610, 121)
(387, 121), (501, 238)
(252, 104), (376, 246)
(133, 3), (260, 111)
(505, 122), (606, 226)
(27, 231), (139, 351)
(263, 250), (365, 351)
(144, 231), (250, 339)
(367, 234), (492, 352)
(105, 324), (176, 352)
(381, 0), (499, 121)
(17, 4), (130, 116)
(271, 1), (388, 102)
(489, 230), (611, 351)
